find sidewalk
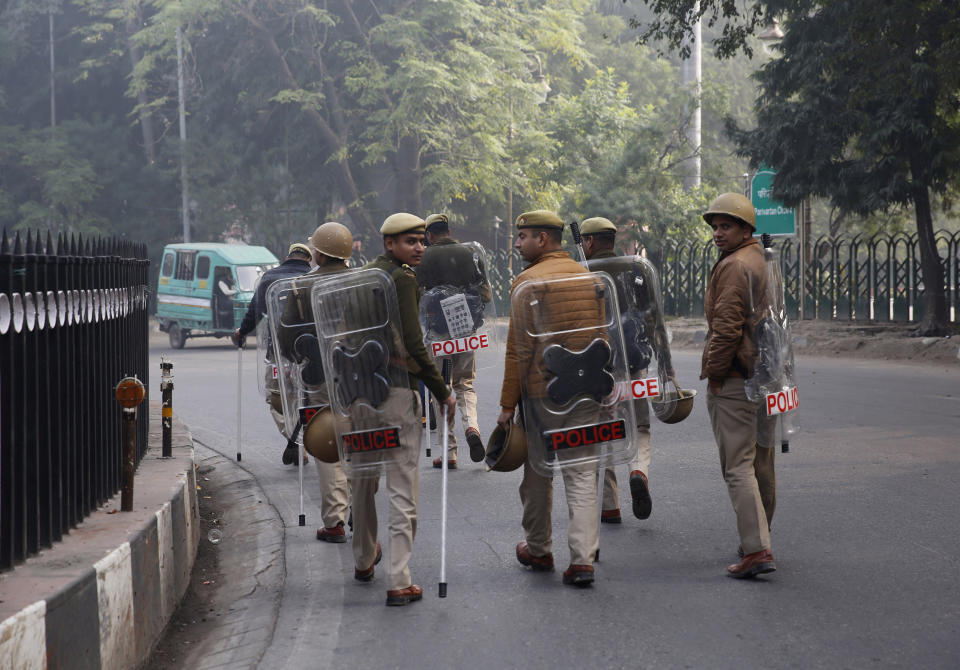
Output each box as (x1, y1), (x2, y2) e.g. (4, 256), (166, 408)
(0, 404), (200, 669)
(666, 316), (960, 366)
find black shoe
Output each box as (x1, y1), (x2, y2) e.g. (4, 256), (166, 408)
(466, 430), (485, 462)
(282, 442), (298, 465)
(629, 470), (652, 520)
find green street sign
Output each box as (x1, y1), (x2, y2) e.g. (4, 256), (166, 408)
(751, 169), (795, 236)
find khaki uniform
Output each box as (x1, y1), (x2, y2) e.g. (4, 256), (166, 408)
(417, 237), (492, 460)
(588, 250), (672, 512)
(352, 252), (449, 590)
(276, 262), (352, 528)
(701, 237), (777, 555)
(501, 250), (602, 566)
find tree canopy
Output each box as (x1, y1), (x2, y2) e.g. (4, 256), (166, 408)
(1, 0), (762, 267)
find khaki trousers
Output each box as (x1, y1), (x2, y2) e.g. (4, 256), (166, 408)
(706, 377), (777, 555)
(314, 459), (350, 528)
(601, 425), (651, 511)
(520, 458), (599, 566)
(350, 388), (422, 591)
(438, 351), (479, 459)
(519, 402), (601, 566)
(601, 396), (651, 511)
(264, 366), (289, 439)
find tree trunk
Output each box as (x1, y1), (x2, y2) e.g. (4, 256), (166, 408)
(394, 134), (422, 213)
(126, 6), (156, 165)
(912, 183), (948, 335)
(238, 6), (376, 241)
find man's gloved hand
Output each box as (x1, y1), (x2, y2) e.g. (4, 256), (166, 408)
(231, 328), (246, 349)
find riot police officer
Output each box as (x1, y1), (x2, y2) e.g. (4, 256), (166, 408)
(232, 242), (312, 464)
(274, 222), (354, 543)
(417, 213), (493, 467)
(580, 217), (674, 522)
(497, 210), (609, 588)
(351, 213), (455, 606)
(701, 193), (777, 578)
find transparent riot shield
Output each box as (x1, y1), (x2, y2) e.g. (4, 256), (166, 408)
(511, 271), (637, 477)
(745, 243), (799, 441)
(586, 255), (672, 405)
(311, 268), (411, 478)
(255, 317), (285, 423)
(266, 273), (342, 443)
(418, 241), (502, 367)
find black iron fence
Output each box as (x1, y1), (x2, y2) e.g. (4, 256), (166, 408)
(472, 232), (959, 324)
(660, 230), (960, 323)
(0, 230), (150, 571)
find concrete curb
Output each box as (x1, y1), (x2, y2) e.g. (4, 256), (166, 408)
(0, 403), (199, 669)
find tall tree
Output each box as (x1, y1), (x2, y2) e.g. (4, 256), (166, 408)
(632, 0), (960, 334)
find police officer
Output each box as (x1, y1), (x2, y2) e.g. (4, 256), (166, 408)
(417, 213), (493, 467)
(497, 210), (602, 587)
(352, 213), (456, 606)
(701, 193), (777, 578)
(580, 217), (674, 522)
(274, 222), (354, 543)
(232, 242), (313, 464)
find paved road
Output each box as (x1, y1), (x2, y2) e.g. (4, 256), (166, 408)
(151, 335), (960, 669)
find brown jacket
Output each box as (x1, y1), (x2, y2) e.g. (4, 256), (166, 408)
(701, 237), (768, 382)
(500, 250), (606, 409)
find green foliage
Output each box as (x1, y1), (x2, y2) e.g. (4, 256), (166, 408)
(0, 0), (760, 263)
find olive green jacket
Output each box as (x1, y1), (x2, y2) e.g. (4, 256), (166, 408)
(365, 253), (450, 401)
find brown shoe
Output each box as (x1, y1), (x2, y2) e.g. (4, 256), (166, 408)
(515, 541), (554, 572)
(432, 457), (457, 469)
(727, 549), (776, 579)
(386, 584), (423, 606)
(316, 521), (347, 543)
(600, 508), (622, 524)
(629, 470), (652, 520)
(562, 564), (595, 587)
(354, 542), (382, 582)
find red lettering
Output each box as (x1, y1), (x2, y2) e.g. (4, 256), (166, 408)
(792, 387), (799, 409)
(443, 341), (454, 355)
(479, 334), (489, 349)
(432, 342), (442, 356)
(767, 395), (778, 414)
(551, 432), (566, 451)
(648, 378), (659, 397)
(468, 336), (479, 350)
(777, 393), (787, 413)
(567, 428), (582, 447)
(598, 424), (611, 442)
(611, 421), (625, 440)
(384, 430), (398, 449)
(631, 380), (645, 398)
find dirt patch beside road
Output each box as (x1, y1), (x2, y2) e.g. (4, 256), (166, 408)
(667, 317), (960, 366)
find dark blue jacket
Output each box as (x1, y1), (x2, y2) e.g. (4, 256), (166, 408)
(237, 258), (311, 337)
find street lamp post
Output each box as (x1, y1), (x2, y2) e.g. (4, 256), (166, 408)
(758, 18), (807, 320)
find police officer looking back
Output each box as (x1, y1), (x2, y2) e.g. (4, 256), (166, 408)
(417, 213), (493, 467)
(701, 193), (778, 579)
